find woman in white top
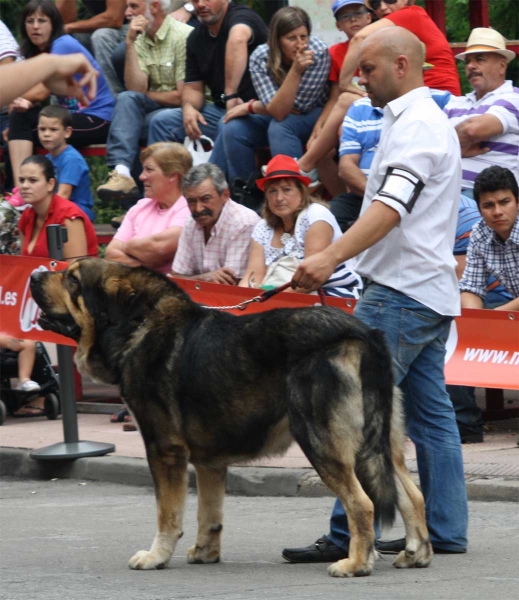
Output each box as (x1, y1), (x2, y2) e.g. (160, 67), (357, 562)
(239, 155), (361, 298)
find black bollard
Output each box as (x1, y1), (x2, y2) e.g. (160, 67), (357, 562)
(31, 225), (115, 460)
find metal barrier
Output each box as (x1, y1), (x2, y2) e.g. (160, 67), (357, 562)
(30, 225), (115, 461)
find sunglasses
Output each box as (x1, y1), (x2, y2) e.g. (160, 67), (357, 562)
(367, 0), (398, 11)
(336, 9), (369, 23)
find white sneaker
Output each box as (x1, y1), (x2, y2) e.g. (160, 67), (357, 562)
(16, 379), (41, 392)
(298, 165), (320, 189)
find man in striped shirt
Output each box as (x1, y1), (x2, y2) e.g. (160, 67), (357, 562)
(172, 164), (260, 284)
(332, 89), (451, 232)
(443, 28), (518, 194)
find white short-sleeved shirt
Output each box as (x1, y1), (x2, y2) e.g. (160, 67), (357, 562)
(252, 203), (342, 265)
(355, 87), (461, 316)
(443, 81), (519, 189)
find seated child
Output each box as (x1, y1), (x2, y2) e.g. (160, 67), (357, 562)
(37, 105), (95, 221)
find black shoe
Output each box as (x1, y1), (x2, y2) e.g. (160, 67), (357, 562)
(377, 538), (467, 555)
(460, 431), (483, 444)
(282, 535), (348, 563)
(458, 424), (484, 444)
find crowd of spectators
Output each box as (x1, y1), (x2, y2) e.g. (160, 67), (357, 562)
(0, 0), (517, 440)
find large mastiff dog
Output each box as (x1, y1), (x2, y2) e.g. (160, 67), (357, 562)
(30, 258), (432, 578)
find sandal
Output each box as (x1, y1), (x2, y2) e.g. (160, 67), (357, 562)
(109, 408), (129, 423)
(13, 404), (46, 418)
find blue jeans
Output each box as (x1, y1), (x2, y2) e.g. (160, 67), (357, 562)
(147, 104), (228, 175)
(106, 91), (166, 169)
(91, 25), (128, 96)
(328, 282), (468, 553)
(219, 107), (323, 181)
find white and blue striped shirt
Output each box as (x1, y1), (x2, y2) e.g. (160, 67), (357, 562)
(443, 81), (519, 190)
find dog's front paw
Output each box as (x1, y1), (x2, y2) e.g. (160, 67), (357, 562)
(128, 550), (168, 570)
(187, 544), (220, 564)
(328, 558), (372, 578)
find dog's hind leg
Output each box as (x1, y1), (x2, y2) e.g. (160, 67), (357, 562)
(289, 389), (376, 576)
(391, 450), (432, 569)
(390, 396), (432, 569)
(187, 465), (227, 564)
(129, 445), (189, 570)
(322, 465), (377, 578)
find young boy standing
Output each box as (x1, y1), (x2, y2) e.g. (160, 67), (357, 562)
(37, 106), (95, 221)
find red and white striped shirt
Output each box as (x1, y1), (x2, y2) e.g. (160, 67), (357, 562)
(172, 199), (260, 278)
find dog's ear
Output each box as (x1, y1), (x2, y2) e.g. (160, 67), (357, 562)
(104, 278), (146, 324)
(80, 276), (111, 330)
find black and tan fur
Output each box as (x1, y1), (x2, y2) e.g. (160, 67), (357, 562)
(30, 258), (432, 578)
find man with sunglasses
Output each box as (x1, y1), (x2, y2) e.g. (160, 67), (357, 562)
(339, 0), (460, 96)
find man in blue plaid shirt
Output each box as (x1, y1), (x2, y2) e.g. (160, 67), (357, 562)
(460, 166), (519, 312)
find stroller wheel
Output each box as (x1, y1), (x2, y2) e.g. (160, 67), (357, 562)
(0, 400), (6, 425)
(44, 393), (60, 420)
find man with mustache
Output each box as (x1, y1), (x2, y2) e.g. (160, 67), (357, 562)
(172, 163), (260, 284)
(443, 28), (518, 196)
(97, 0), (193, 212)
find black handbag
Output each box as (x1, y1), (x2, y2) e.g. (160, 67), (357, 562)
(230, 172), (264, 215)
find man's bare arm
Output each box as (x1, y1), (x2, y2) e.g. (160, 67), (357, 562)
(62, 0), (126, 33)
(292, 200), (401, 291)
(338, 153), (366, 197)
(455, 114), (504, 146)
(460, 291), (484, 309)
(224, 24), (252, 108)
(494, 298), (519, 311)
(124, 17), (149, 92)
(171, 267), (239, 285)
(146, 82), (184, 107)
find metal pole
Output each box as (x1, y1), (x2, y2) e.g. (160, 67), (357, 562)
(31, 225), (115, 460)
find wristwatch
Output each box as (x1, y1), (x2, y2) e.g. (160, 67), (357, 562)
(184, 2), (194, 13)
(221, 93), (239, 103)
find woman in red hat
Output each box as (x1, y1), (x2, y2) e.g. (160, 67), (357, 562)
(239, 155), (361, 297)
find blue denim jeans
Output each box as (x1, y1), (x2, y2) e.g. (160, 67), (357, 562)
(327, 282), (468, 553)
(91, 25), (128, 96)
(219, 107), (323, 181)
(147, 104), (228, 175)
(106, 91), (166, 169)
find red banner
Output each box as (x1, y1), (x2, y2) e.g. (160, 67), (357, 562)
(0, 255), (73, 345)
(1, 256), (518, 389)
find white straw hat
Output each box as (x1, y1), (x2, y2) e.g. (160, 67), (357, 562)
(456, 27), (516, 63)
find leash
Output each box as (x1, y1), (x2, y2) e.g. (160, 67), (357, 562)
(201, 282), (327, 312)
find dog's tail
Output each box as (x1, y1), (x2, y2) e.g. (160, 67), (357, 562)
(355, 330), (400, 531)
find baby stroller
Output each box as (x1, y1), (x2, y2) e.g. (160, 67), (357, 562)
(0, 342), (60, 425)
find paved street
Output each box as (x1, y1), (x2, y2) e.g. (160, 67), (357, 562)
(1, 478), (518, 600)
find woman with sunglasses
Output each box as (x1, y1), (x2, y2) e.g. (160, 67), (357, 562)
(339, 0), (461, 96)
(7, 0), (114, 193)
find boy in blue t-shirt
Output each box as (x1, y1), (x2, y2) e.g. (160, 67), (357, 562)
(37, 105), (95, 221)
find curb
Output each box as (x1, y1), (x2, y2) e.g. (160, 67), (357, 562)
(1, 447), (518, 502)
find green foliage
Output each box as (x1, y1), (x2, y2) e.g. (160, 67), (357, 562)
(0, 0), (24, 39)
